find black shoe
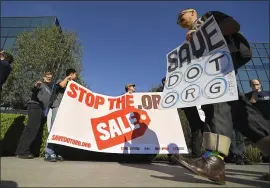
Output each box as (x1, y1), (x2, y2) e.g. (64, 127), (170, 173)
(44, 153), (57, 162)
(56, 155), (64, 161)
(262, 156), (270, 163)
(235, 155), (244, 165)
(16, 154), (34, 159)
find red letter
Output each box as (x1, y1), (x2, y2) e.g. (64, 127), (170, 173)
(85, 92), (95, 107)
(126, 95), (134, 108)
(108, 98), (117, 110)
(94, 95), (105, 109)
(78, 87), (87, 102)
(67, 83), (78, 98)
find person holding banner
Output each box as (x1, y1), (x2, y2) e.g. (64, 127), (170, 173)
(246, 79), (270, 163)
(44, 68), (77, 162)
(0, 50), (13, 90)
(173, 8), (270, 184)
(125, 83), (136, 94)
(158, 77), (204, 161)
(15, 72), (53, 159)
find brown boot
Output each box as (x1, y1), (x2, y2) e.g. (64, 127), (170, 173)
(172, 154), (226, 185)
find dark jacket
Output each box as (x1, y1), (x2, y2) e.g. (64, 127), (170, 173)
(200, 11), (251, 72)
(0, 60), (12, 89)
(157, 85), (164, 92)
(28, 82), (53, 110)
(245, 91), (270, 120)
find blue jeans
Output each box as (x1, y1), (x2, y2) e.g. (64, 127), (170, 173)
(45, 107), (59, 155)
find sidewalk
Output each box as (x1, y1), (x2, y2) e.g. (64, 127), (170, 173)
(1, 157), (269, 187)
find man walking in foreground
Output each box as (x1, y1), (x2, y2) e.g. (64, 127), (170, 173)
(173, 8), (270, 184)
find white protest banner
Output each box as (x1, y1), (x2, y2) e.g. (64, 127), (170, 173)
(47, 81), (188, 154)
(159, 15), (238, 109)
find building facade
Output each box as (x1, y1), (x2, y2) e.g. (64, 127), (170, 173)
(1, 16), (60, 51)
(237, 42), (269, 93)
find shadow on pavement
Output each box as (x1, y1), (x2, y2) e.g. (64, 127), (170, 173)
(0, 180), (18, 188)
(120, 163), (219, 185)
(120, 163), (270, 187)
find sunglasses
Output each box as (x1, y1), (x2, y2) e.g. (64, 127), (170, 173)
(177, 11), (193, 25)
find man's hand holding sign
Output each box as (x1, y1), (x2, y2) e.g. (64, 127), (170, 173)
(159, 15), (238, 109)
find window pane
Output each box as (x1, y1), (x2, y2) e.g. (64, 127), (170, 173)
(245, 60), (255, 70)
(250, 42), (256, 48)
(13, 18), (32, 27)
(8, 28), (28, 37)
(238, 70), (249, 80)
(266, 47), (270, 55)
(3, 38), (15, 50)
(1, 38), (6, 49)
(257, 48), (268, 57)
(261, 82), (270, 91)
(257, 70), (269, 81)
(265, 68), (270, 79)
(1, 18), (14, 27)
(236, 73), (239, 80)
(252, 48), (259, 57)
(247, 70), (258, 80)
(0, 28), (10, 36)
(241, 81), (251, 93)
(237, 80), (244, 93)
(255, 43), (265, 48)
(261, 58), (269, 76)
(30, 18), (42, 27)
(40, 17), (55, 26)
(252, 58), (262, 65)
(264, 43), (269, 49)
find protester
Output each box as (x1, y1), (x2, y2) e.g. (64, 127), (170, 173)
(44, 68), (77, 162)
(226, 129), (245, 165)
(245, 79), (270, 121)
(15, 72), (53, 159)
(125, 83), (135, 94)
(245, 79), (270, 163)
(0, 50), (13, 90)
(173, 8), (270, 184)
(157, 77), (204, 163)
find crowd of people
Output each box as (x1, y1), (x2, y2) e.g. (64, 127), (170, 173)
(0, 7), (270, 185)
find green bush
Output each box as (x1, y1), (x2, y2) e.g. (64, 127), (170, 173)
(244, 144), (261, 164)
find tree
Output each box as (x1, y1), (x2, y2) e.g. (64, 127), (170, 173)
(1, 26), (84, 109)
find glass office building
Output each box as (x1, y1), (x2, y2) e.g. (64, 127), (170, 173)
(1, 16), (60, 51)
(237, 42), (269, 93)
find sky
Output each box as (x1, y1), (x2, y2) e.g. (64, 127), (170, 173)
(1, 1), (269, 96)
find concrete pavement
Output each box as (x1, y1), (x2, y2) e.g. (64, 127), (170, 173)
(1, 157), (269, 187)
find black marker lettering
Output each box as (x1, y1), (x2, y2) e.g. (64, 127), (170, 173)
(185, 88), (195, 99)
(210, 82), (221, 93)
(209, 54), (224, 71)
(190, 30), (206, 58)
(178, 43), (191, 68)
(168, 50), (178, 73)
(201, 17), (225, 53)
(187, 67), (200, 80)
